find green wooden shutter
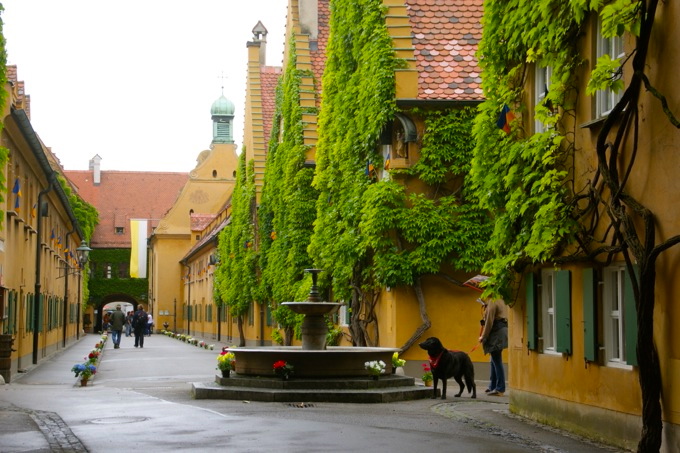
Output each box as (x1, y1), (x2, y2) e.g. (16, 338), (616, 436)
(582, 268), (598, 362)
(6, 291), (17, 334)
(555, 270), (572, 355)
(26, 294), (32, 333)
(526, 272), (538, 350)
(624, 266), (638, 366)
(38, 294), (44, 333)
(266, 304), (272, 326)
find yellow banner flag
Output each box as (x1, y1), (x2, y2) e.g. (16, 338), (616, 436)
(130, 219), (148, 278)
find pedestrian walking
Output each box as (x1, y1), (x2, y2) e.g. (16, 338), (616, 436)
(133, 304), (148, 348)
(109, 305), (126, 349)
(478, 298), (508, 396)
(146, 313), (154, 336)
(125, 311), (133, 337)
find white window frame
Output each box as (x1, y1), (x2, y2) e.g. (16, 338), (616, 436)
(595, 19), (625, 118)
(534, 65), (553, 133)
(602, 264), (631, 368)
(540, 269), (559, 354)
(338, 301), (349, 327)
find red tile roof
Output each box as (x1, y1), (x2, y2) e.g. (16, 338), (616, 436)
(190, 213), (217, 232)
(311, 0), (330, 88)
(260, 66), (282, 145)
(406, 0), (484, 101)
(7, 65), (32, 117)
(64, 170), (188, 248)
(182, 216), (230, 261)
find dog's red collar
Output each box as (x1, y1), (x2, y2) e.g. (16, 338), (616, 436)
(429, 351), (444, 369)
(429, 350), (461, 369)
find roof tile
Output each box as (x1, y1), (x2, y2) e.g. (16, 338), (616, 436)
(405, 0), (484, 101)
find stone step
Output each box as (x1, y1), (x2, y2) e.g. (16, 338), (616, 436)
(192, 380), (435, 403)
(212, 374), (416, 390)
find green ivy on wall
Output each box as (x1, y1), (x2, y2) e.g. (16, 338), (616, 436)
(214, 152), (257, 345)
(257, 33), (317, 343)
(469, 0), (590, 299)
(0, 11), (10, 221)
(87, 248), (146, 306)
(57, 176), (99, 306)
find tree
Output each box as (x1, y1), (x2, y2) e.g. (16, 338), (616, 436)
(472, 1), (676, 450)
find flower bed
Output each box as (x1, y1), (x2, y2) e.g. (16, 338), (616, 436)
(72, 333), (108, 387)
(161, 330), (214, 350)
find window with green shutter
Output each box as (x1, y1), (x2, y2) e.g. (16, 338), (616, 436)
(38, 294), (44, 333)
(603, 263), (637, 367)
(555, 270), (572, 355)
(526, 273), (538, 350)
(25, 294), (33, 333)
(582, 268), (598, 362)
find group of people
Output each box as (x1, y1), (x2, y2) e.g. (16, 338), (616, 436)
(108, 304), (153, 349)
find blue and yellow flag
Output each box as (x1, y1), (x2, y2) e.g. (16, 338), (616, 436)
(12, 178), (21, 211)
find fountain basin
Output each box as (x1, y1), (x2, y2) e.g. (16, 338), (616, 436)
(232, 346), (398, 378)
(282, 302), (342, 316)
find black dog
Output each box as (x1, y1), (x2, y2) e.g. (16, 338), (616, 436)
(419, 337), (476, 400)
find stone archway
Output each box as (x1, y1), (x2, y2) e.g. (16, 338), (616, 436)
(94, 293), (142, 332)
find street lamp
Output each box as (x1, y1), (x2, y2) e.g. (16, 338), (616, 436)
(58, 240), (92, 344)
(76, 240), (92, 265)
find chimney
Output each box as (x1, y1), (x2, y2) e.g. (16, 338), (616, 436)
(252, 21), (268, 65)
(299, 0), (319, 41)
(89, 154), (102, 185)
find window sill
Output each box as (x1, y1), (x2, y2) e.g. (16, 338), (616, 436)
(579, 115), (608, 129)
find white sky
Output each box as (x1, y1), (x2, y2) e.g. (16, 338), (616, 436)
(1, 0), (287, 172)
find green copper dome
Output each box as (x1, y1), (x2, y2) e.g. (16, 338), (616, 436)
(210, 95), (235, 116)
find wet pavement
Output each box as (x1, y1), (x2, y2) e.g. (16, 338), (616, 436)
(0, 333), (626, 452)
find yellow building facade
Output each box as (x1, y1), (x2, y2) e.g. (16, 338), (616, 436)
(1, 67), (87, 382)
(508, 6), (680, 451)
(148, 99), (239, 337)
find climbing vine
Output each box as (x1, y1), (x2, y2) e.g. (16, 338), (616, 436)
(57, 175), (98, 306)
(311, 0), (490, 348)
(309, 0), (397, 346)
(214, 152), (257, 346)
(257, 34), (316, 344)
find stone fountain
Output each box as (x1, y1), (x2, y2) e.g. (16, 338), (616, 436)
(192, 269), (433, 402)
(227, 269), (398, 378)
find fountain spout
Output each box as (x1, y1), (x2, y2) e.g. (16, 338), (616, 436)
(304, 268), (323, 302)
(282, 269), (341, 350)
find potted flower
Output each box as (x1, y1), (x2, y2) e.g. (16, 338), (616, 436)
(71, 363), (97, 386)
(365, 360), (386, 380)
(421, 363), (433, 387)
(391, 352), (406, 374)
(86, 349), (100, 364)
(217, 350), (236, 377)
(273, 360), (294, 380)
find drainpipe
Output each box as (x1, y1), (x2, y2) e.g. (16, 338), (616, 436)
(62, 229), (75, 348)
(182, 262), (191, 335)
(217, 304), (221, 342)
(33, 179), (54, 364)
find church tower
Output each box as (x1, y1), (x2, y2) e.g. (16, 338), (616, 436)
(210, 93), (235, 145)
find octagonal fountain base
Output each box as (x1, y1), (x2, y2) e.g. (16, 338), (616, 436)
(192, 374), (436, 403)
(232, 346), (398, 378)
